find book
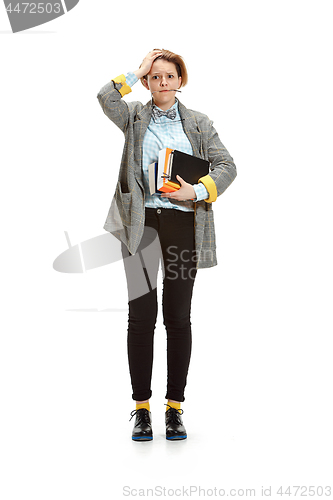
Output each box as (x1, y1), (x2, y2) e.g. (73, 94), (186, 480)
(148, 162), (162, 195)
(150, 148), (210, 194)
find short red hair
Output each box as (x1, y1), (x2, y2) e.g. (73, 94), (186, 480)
(140, 48), (188, 88)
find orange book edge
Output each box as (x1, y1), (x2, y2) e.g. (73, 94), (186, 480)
(159, 148), (181, 193)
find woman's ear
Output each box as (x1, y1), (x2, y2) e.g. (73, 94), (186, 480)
(178, 76), (182, 89)
(143, 77), (150, 90)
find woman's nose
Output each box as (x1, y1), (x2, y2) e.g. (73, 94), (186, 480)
(160, 76), (167, 86)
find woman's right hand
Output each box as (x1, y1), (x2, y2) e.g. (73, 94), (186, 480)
(134, 50), (163, 79)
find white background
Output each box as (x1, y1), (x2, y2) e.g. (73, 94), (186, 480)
(1, 0), (333, 498)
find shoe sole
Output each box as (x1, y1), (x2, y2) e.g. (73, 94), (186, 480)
(166, 434), (187, 440)
(132, 436), (153, 441)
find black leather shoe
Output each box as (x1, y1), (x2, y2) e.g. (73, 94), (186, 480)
(129, 408), (153, 441)
(165, 405), (187, 440)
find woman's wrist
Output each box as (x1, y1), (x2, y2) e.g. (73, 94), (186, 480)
(125, 72), (138, 88)
(133, 68), (146, 80)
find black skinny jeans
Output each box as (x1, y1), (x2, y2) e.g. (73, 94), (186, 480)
(121, 208), (197, 402)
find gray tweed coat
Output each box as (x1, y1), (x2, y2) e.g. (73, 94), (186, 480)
(97, 76), (237, 268)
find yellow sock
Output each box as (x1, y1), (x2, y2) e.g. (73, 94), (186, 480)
(136, 401), (150, 412)
(166, 401), (181, 413)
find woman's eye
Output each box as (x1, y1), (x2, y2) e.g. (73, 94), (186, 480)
(168, 75), (174, 78)
(153, 76), (159, 79)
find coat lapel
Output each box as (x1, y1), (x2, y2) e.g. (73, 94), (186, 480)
(132, 101), (153, 183)
(178, 101), (203, 158)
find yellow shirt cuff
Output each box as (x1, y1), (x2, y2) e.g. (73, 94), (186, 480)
(198, 175), (217, 203)
(112, 74), (132, 97)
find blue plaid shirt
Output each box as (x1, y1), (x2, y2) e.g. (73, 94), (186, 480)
(125, 72), (209, 211)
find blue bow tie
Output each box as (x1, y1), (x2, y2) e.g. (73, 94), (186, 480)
(153, 108), (177, 120)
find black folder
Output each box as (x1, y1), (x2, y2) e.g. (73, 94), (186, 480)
(167, 150), (210, 186)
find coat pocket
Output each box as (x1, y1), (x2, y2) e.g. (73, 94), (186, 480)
(115, 183), (132, 226)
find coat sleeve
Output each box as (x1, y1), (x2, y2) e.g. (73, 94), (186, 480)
(96, 74), (132, 133)
(198, 122), (237, 203)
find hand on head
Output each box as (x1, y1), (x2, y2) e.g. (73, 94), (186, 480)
(135, 50), (163, 80)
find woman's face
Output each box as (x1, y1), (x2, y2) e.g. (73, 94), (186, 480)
(143, 59), (182, 110)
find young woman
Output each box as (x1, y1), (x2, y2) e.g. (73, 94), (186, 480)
(97, 49), (237, 441)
